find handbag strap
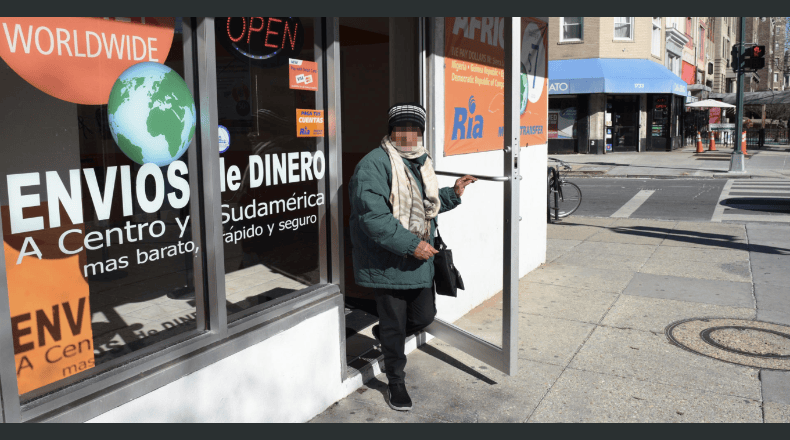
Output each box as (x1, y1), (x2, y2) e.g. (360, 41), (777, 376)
(433, 219), (446, 251)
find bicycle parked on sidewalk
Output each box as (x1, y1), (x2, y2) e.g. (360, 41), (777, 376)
(547, 157), (582, 221)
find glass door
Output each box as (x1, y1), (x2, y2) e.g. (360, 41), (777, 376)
(333, 17), (522, 376)
(609, 95), (640, 152)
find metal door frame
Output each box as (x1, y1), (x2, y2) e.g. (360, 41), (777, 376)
(423, 17), (521, 376)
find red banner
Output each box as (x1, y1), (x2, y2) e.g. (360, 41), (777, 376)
(681, 61), (695, 85)
(709, 107), (721, 124)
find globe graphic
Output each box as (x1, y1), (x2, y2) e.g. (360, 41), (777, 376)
(107, 62), (196, 167)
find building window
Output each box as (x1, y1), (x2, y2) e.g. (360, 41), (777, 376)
(548, 97), (579, 140)
(698, 25), (705, 60)
(652, 17), (661, 56)
(774, 72), (779, 83)
(213, 18), (322, 318)
(0, 17), (206, 400)
(685, 17), (693, 48)
(666, 53), (681, 77)
(560, 17), (583, 41)
(614, 17), (633, 40)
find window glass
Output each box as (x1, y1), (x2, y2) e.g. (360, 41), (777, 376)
(614, 17), (633, 40)
(652, 18), (661, 56)
(548, 98), (578, 140)
(562, 17), (582, 41)
(0, 17), (202, 400)
(213, 18), (324, 317)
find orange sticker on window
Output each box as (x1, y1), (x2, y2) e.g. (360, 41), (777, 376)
(296, 109), (324, 137)
(289, 59), (318, 91)
(0, 17), (175, 105)
(2, 205), (93, 395)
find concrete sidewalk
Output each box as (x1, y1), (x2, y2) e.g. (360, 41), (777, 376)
(554, 144), (790, 179)
(311, 217), (790, 423)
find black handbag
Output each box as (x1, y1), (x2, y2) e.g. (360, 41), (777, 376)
(433, 226), (465, 297)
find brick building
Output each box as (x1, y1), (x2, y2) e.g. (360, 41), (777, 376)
(743, 17), (787, 92)
(548, 17), (689, 154)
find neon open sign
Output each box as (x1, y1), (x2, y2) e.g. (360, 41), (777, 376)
(216, 17), (303, 67)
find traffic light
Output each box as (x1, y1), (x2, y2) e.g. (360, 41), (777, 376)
(744, 45), (766, 70)
(731, 45), (740, 73)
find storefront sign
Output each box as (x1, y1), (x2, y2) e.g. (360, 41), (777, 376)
(3, 157), (198, 394)
(0, 17), (175, 105)
(443, 17), (548, 156)
(296, 109), (324, 137)
(216, 17), (303, 67)
(548, 112), (558, 138)
(4, 218), (93, 395)
(289, 58), (317, 91)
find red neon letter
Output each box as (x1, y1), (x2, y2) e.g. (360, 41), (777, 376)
(265, 17), (282, 48)
(282, 20), (298, 50)
(247, 17), (264, 44)
(227, 17), (246, 43)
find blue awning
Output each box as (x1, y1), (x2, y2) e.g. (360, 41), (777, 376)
(549, 59), (688, 97)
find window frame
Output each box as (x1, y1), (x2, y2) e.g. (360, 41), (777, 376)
(614, 17), (634, 41)
(0, 16), (344, 423)
(560, 17), (583, 42)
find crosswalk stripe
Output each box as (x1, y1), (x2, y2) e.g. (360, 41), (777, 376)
(731, 181), (790, 184)
(711, 180), (733, 222)
(725, 189), (790, 193)
(714, 179), (790, 223)
(723, 205), (789, 211)
(721, 214), (790, 222)
(611, 190), (655, 218)
(731, 184), (790, 187)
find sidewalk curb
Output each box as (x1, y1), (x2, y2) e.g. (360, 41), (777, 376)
(564, 173), (785, 180)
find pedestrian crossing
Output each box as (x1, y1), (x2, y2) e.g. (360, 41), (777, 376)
(712, 179), (790, 223)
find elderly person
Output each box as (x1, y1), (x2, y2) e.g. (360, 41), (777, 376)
(349, 102), (476, 411)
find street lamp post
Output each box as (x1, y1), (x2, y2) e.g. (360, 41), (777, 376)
(729, 17), (746, 172)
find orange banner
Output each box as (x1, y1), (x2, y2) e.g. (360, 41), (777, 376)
(0, 17), (175, 105)
(444, 17), (548, 156)
(2, 205), (93, 395)
(296, 109), (324, 137)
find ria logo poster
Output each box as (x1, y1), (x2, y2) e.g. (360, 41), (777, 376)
(444, 17), (548, 156)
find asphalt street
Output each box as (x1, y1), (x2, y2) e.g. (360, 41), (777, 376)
(565, 177), (790, 224)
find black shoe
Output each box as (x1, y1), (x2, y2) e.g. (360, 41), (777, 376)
(387, 383), (413, 411)
(372, 324), (381, 342)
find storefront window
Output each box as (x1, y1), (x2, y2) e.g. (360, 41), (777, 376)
(0, 17), (203, 400)
(213, 18), (324, 318)
(548, 97), (578, 139)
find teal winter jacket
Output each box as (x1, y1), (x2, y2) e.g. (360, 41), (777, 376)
(349, 147), (462, 289)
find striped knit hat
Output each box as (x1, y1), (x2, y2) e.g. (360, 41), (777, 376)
(388, 102), (426, 134)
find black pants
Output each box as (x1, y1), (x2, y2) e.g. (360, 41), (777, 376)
(374, 286), (436, 384)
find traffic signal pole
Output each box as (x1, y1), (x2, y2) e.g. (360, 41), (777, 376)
(729, 17), (746, 172)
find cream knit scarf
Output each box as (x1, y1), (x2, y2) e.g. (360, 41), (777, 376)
(380, 135), (440, 241)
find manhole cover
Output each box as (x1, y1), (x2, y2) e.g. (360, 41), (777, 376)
(665, 318), (790, 370)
